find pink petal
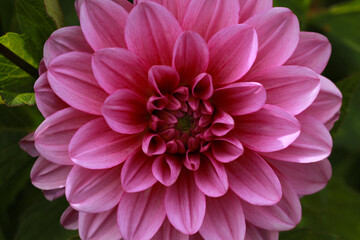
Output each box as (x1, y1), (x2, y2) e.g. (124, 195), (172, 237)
(234, 104), (301, 152)
(118, 184), (166, 240)
(165, 171), (206, 234)
(173, 31), (209, 82)
(148, 65), (180, 95)
(79, 208), (121, 240)
(247, 66), (320, 115)
(80, 0), (128, 50)
(43, 26), (92, 67)
(142, 133), (167, 156)
(34, 73), (68, 118)
(182, 0), (240, 41)
(245, 222), (279, 240)
(191, 73), (213, 100)
(184, 151), (201, 171)
(152, 218), (189, 240)
(210, 110), (235, 137)
(286, 32), (331, 74)
(238, 0), (272, 23)
(76, 0), (133, 15)
(125, 2), (182, 66)
(92, 47), (150, 95)
(102, 89), (148, 134)
(60, 206), (79, 230)
(31, 156), (72, 190)
(211, 135), (244, 163)
(137, 0), (191, 23)
(194, 154), (228, 197)
(261, 115), (332, 163)
(213, 82), (266, 116)
(19, 132), (39, 157)
(152, 155), (182, 186)
(43, 188), (65, 201)
(34, 108), (96, 165)
(47, 52), (108, 115)
(66, 165), (123, 213)
(38, 59), (46, 75)
(267, 158), (332, 195)
(302, 75), (342, 129)
(227, 150), (282, 206)
(69, 118), (142, 169)
(199, 191), (245, 240)
(207, 24), (258, 85)
(121, 149), (157, 192)
(242, 174), (302, 231)
(245, 8), (299, 74)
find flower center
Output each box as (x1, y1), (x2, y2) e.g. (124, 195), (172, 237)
(176, 115), (193, 133)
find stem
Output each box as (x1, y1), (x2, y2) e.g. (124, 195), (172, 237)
(0, 43), (38, 79)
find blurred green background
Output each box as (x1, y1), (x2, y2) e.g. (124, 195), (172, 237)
(0, 0), (359, 239)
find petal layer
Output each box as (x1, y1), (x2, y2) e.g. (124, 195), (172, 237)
(69, 118), (141, 169)
(173, 31), (209, 82)
(80, 0), (128, 50)
(199, 191), (245, 240)
(79, 208), (121, 240)
(245, 222), (279, 240)
(43, 26), (92, 66)
(286, 32), (331, 74)
(261, 115), (332, 163)
(182, 0), (240, 41)
(227, 150), (282, 206)
(34, 73), (68, 118)
(92, 47), (150, 95)
(121, 149), (157, 192)
(245, 8), (299, 74)
(118, 185), (166, 240)
(102, 89), (148, 134)
(247, 66), (320, 115)
(242, 175), (302, 231)
(239, 0), (272, 22)
(267, 158), (332, 195)
(125, 2), (182, 65)
(234, 105), (301, 152)
(213, 82), (266, 115)
(47, 52), (108, 115)
(207, 24), (258, 85)
(152, 218), (189, 240)
(302, 76), (342, 129)
(194, 154), (228, 197)
(31, 156), (72, 190)
(66, 165), (123, 213)
(165, 171), (206, 234)
(35, 107), (95, 165)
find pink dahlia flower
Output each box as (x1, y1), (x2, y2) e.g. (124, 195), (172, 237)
(20, 0), (342, 239)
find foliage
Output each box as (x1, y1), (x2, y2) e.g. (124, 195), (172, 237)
(0, 0), (359, 239)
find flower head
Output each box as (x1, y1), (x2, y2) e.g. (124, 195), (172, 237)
(20, 0), (342, 239)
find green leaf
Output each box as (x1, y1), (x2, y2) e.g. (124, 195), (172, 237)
(0, 32), (38, 68)
(293, 178), (360, 240)
(0, 105), (42, 186)
(310, 2), (360, 53)
(0, 91), (35, 106)
(0, 0), (18, 34)
(0, 32), (39, 106)
(281, 229), (340, 240)
(16, 0), (58, 62)
(273, 0), (312, 27)
(331, 73), (360, 135)
(44, 0), (65, 28)
(14, 197), (77, 240)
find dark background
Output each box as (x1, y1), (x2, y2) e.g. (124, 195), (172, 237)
(0, 0), (359, 239)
